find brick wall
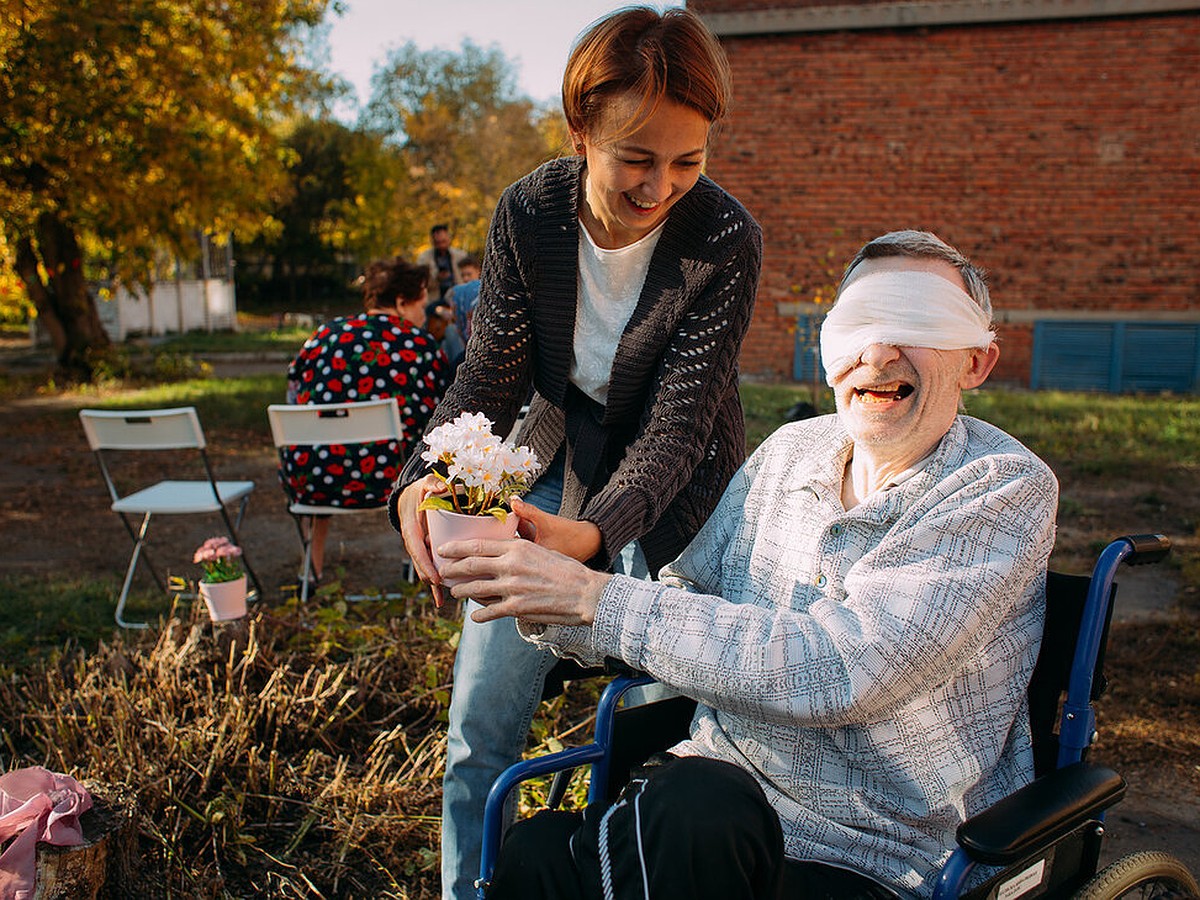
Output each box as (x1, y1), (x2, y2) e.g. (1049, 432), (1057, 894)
(692, 0), (887, 10)
(697, 6), (1200, 383)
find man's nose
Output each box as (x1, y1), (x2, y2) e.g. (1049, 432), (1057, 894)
(859, 343), (902, 367)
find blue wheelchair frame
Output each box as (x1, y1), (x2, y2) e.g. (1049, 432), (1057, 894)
(477, 534), (1185, 899)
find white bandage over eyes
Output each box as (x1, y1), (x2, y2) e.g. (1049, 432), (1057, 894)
(819, 270), (995, 385)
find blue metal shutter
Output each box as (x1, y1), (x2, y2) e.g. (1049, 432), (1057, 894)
(793, 314), (826, 383)
(1121, 324), (1200, 392)
(1031, 323), (1115, 391)
(1032, 322), (1199, 393)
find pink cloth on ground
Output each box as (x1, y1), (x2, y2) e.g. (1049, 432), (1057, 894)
(0, 767), (92, 900)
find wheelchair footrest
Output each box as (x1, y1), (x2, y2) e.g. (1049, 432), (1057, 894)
(956, 762), (1125, 866)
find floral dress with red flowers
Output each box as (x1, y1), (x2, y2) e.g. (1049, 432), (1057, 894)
(281, 313), (448, 509)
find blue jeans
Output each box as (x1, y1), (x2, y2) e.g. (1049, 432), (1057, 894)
(440, 457), (657, 899)
(440, 456), (565, 900)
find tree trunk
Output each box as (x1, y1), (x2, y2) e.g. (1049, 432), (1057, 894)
(14, 212), (112, 377)
(14, 236), (68, 353)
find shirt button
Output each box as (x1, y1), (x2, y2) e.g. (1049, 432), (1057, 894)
(815, 574), (827, 587)
(830, 524), (843, 537)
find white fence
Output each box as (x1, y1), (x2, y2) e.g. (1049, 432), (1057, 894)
(97, 278), (238, 342)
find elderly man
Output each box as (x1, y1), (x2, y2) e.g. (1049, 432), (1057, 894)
(437, 231), (1059, 900)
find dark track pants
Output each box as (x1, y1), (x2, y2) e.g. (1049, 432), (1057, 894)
(487, 755), (897, 900)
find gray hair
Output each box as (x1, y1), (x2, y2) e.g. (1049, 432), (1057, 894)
(837, 230), (992, 320)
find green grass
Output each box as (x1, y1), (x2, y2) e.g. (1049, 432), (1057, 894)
(963, 389), (1200, 475)
(740, 381), (833, 450)
(0, 576), (167, 671)
(740, 382), (1200, 481)
(20, 370), (1200, 505)
(43, 372), (288, 436)
(151, 325), (311, 356)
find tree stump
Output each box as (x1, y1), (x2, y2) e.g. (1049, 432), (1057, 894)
(33, 783), (138, 899)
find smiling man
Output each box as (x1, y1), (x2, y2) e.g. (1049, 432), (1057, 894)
(442, 231), (1060, 900)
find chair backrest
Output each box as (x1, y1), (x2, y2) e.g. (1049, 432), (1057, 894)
(266, 399), (404, 449)
(79, 407), (207, 451)
(1027, 570), (1116, 778)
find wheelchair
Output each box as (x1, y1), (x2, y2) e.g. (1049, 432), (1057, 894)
(477, 534), (1200, 899)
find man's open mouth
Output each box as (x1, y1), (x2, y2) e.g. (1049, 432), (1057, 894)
(625, 192), (658, 210)
(855, 383), (914, 404)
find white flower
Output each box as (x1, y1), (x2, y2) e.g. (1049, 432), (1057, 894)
(419, 412), (543, 517)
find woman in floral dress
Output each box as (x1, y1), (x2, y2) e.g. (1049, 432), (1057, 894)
(283, 257), (448, 583)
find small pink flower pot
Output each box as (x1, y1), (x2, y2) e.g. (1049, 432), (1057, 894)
(199, 575), (248, 621)
(427, 508), (519, 588)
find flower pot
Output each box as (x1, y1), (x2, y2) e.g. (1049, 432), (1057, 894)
(426, 508), (519, 588)
(199, 574), (248, 621)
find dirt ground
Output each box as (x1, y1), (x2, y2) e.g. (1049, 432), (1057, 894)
(1, 345), (1197, 881)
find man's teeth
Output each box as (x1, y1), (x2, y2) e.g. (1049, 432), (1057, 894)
(857, 385), (912, 403)
(627, 194), (656, 209)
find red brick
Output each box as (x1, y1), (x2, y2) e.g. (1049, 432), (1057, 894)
(698, 10), (1200, 384)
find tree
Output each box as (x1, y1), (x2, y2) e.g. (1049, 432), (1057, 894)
(238, 115), (413, 308)
(0, 0), (332, 376)
(362, 40), (564, 256)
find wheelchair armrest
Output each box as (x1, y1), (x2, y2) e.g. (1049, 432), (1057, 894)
(955, 762), (1126, 866)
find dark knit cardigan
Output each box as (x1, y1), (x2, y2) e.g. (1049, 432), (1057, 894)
(390, 156), (762, 574)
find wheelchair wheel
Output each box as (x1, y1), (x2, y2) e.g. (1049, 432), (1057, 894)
(1073, 850), (1200, 899)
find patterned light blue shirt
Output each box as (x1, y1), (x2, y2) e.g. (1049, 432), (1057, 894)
(521, 414), (1059, 898)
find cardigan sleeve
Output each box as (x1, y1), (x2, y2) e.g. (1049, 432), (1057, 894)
(580, 215), (762, 566)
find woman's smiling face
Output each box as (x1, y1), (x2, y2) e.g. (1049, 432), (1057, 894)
(575, 93), (710, 249)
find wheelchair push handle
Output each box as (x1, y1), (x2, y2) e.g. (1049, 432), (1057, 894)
(1117, 533), (1171, 566)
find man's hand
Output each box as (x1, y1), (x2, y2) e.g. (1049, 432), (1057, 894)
(434, 537), (611, 626)
(510, 496), (603, 563)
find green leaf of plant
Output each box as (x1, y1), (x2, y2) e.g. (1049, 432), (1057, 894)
(418, 495), (456, 512)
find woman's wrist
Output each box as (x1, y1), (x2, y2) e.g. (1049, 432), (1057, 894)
(570, 520), (604, 564)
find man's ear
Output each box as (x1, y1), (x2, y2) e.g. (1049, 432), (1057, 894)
(961, 342), (1000, 389)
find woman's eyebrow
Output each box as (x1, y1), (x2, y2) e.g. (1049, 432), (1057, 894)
(612, 142), (706, 158)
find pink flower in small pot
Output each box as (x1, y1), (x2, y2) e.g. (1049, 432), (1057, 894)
(193, 536), (244, 584)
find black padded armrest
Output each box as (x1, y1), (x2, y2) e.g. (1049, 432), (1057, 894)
(956, 762), (1126, 866)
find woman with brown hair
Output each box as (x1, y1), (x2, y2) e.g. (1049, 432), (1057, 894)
(283, 257), (447, 585)
(388, 9), (762, 897)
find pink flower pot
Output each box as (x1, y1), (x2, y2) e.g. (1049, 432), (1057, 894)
(426, 508), (519, 588)
(199, 574), (248, 621)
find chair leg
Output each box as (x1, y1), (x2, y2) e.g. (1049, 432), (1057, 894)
(116, 511), (166, 593)
(299, 516), (315, 603)
(219, 497), (264, 602)
(115, 512), (153, 630)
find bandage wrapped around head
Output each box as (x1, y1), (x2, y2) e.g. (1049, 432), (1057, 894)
(819, 269), (995, 385)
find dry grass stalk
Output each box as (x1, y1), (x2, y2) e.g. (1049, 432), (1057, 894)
(0, 593), (454, 898)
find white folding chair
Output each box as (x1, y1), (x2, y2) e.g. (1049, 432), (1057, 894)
(267, 399), (407, 601)
(78, 406), (261, 629)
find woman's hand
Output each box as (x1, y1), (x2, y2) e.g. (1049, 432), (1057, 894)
(397, 475), (449, 606)
(435, 537), (611, 625)
(510, 496), (603, 564)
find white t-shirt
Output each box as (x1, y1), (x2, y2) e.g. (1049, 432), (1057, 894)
(570, 221), (665, 405)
